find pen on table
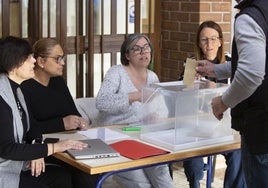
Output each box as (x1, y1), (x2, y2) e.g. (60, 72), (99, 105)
(122, 126), (141, 131)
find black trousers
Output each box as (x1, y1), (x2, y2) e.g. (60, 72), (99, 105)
(45, 156), (100, 188)
(19, 165), (72, 188)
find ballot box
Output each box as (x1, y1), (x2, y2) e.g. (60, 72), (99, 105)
(140, 80), (234, 151)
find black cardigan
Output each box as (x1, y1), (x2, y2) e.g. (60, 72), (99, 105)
(0, 80), (47, 160)
(21, 76), (81, 134)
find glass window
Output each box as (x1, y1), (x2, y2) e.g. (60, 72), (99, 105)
(103, 53), (111, 76)
(140, 0), (155, 33)
(22, 0), (29, 38)
(42, 0), (56, 37)
(117, 52), (121, 65)
(116, 0), (126, 34)
(67, 0), (76, 36)
(103, 0), (111, 35)
(94, 0), (101, 35)
(66, 54), (77, 98)
(42, 0), (48, 37)
(94, 54), (102, 96)
(10, 1), (19, 36)
(93, 53), (112, 96)
(128, 0), (134, 33)
(49, 0), (56, 37)
(83, 0), (86, 35)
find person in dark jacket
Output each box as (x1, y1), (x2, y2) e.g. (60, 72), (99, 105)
(183, 20), (245, 188)
(196, 0), (268, 187)
(0, 36), (87, 188)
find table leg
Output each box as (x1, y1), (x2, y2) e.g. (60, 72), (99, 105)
(95, 171), (116, 188)
(206, 156), (212, 188)
(95, 149), (239, 188)
(95, 161), (174, 188)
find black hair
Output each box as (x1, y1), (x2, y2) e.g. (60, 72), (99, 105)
(0, 36), (32, 74)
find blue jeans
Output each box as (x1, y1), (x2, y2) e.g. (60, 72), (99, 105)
(183, 150), (246, 188)
(241, 135), (268, 188)
(183, 158), (204, 188)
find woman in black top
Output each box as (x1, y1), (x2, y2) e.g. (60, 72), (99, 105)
(0, 36), (87, 188)
(21, 38), (98, 188)
(21, 38), (89, 133)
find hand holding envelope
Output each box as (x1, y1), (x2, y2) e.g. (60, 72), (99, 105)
(183, 58), (198, 86)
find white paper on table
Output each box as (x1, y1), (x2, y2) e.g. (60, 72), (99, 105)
(78, 127), (130, 141)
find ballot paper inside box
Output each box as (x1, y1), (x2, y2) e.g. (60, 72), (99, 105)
(140, 80), (234, 151)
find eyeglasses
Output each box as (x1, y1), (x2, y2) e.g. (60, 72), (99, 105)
(130, 45), (151, 55)
(200, 36), (220, 44)
(46, 55), (66, 64)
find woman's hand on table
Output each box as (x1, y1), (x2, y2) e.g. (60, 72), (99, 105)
(63, 115), (89, 131)
(48, 140), (88, 155)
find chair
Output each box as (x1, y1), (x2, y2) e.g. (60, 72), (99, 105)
(74, 97), (99, 127)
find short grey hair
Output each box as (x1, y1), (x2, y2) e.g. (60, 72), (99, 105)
(120, 33), (153, 65)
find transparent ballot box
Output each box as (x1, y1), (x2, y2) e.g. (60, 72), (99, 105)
(140, 81), (234, 151)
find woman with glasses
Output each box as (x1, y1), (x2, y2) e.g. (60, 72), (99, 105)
(182, 20), (245, 188)
(0, 36), (88, 188)
(96, 33), (173, 188)
(20, 38), (98, 188)
(21, 38), (89, 133)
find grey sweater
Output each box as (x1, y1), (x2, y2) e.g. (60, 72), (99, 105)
(214, 14), (266, 108)
(96, 65), (159, 125)
(0, 74), (29, 188)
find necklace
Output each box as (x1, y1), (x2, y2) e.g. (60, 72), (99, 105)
(16, 100), (23, 118)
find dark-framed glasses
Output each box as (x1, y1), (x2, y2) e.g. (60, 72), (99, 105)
(46, 55), (66, 64)
(200, 36), (220, 44)
(130, 45), (151, 55)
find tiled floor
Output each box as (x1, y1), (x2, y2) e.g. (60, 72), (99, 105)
(173, 155), (226, 188)
(102, 155), (226, 188)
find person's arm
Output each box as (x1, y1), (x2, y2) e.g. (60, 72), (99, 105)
(222, 14), (266, 108)
(96, 66), (130, 113)
(214, 61), (231, 80)
(53, 77), (82, 117)
(36, 118), (65, 133)
(196, 60), (231, 80)
(0, 97), (48, 160)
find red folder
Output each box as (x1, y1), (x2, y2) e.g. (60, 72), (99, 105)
(110, 140), (170, 160)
